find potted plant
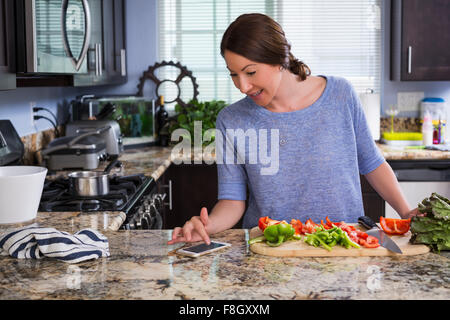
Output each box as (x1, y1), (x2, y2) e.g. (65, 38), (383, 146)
(168, 99), (227, 147)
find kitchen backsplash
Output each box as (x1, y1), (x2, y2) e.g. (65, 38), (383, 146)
(380, 117), (421, 133)
(21, 127), (63, 165)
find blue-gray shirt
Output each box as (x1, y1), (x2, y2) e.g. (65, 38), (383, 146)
(215, 75), (385, 228)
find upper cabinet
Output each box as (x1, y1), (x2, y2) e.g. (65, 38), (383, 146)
(391, 0), (450, 81)
(12, 0), (126, 87)
(0, 0), (16, 90)
(73, 0), (127, 86)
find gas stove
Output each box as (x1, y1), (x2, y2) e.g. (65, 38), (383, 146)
(39, 174), (165, 230)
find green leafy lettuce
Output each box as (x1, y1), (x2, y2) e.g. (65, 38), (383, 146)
(410, 193), (450, 252)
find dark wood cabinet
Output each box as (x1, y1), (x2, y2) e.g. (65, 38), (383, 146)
(391, 0), (450, 81)
(73, 0), (127, 86)
(161, 163), (220, 229)
(360, 175), (385, 221)
(0, 0), (15, 90)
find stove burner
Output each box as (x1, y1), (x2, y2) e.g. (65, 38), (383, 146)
(39, 173), (165, 230)
(39, 174), (147, 212)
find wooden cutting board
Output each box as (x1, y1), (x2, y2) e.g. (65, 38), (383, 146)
(249, 225), (430, 257)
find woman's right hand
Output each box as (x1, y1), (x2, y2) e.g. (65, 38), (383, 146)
(167, 207), (211, 245)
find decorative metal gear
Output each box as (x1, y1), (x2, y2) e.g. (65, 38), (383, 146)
(136, 60), (200, 108)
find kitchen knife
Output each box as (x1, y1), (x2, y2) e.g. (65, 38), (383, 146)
(358, 216), (403, 254)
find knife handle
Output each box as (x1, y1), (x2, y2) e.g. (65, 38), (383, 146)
(358, 216), (377, 229)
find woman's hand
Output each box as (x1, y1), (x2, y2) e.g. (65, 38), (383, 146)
(167, 207), (211, 245)
(400, 207), (425, 219)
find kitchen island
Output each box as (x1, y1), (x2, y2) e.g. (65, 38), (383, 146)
(0, 220), (449, 300)
(0, 144), (449, 300)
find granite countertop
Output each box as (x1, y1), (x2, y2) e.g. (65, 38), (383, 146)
(0, 221), (449, 300)
(0, 144), (449, 300)
(377, 142), (450, 161)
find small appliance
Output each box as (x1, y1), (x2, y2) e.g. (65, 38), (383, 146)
(15, 0), (91, 74)
(66, 120), (124, 156)
(0, 120), (25, 166)
(41, 127), (109, 171)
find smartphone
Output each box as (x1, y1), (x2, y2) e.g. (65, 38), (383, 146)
(176, 241), (231, 258)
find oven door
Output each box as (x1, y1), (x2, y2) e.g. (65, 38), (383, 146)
(19, 0), (91, 74)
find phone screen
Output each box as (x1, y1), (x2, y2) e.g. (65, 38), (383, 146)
(182, 242), (226, 253)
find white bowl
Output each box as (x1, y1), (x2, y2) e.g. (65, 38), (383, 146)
(0, 166), (47, 224)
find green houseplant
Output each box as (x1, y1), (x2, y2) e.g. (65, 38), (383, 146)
(168, 99), (227, 146)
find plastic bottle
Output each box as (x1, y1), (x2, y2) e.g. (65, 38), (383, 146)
(422, 112), (434, 146)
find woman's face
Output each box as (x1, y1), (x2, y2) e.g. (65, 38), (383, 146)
(224, 50), (282, 107)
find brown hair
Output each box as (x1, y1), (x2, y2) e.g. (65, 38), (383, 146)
(220, 13), (311, 81)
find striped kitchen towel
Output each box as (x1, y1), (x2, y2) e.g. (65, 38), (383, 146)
(0, 226), (110, 264)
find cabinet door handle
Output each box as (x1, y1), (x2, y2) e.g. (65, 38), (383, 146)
(120, 49), (127, 76)
(95, 44), (99, 76)
(95, 43), (103, 76)
(408, 46), (412, 74)
(61, 0), (91, 71)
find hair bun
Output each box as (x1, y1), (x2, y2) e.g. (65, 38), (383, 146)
(288, 54), (311, 81)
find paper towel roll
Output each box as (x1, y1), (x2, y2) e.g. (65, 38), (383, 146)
(359, 92), (380, 140)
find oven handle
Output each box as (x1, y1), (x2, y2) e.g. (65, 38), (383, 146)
(61, 0), (91, 71)
(167, 179), (172, 210)
(162, 180), (172, 211)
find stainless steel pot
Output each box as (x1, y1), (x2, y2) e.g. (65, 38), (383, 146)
(68, 156), (122, 196)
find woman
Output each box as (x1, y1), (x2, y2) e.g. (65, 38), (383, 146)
(168, 13), (417, 245)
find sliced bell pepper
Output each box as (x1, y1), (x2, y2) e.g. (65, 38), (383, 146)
(379, 217), (411, 235)
(258, 216), (281, 231)
(303, 218), (320, 234)
(290, 219), (303, 235)
(263, 222), (295, 247)
(247, 235), (266, 245)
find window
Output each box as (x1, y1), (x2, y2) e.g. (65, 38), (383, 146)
(158, 0), (381, 111)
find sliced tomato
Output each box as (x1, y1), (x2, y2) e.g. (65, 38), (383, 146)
(258, 216), (280, 231)
(303, 218), (320, 234)
(355, 229), (368, 240)
(290, 219), (303, 235)
(379, 217), (411, 235)
(360, 235), (380, 248)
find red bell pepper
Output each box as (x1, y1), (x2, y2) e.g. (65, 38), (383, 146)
(290, 219), (303, 235)
(258, 216), (281, 231)
(379, 217), (411, 235)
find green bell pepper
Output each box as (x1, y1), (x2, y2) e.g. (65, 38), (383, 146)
(263, 222), (295, 247)
(304, 225), (360, 251)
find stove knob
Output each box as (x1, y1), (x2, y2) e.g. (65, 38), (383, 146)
(141, 217), (149, 229)
(134, 218), (141, 229)
(152, 194), (163, 208)
(143, 212), (152, 229)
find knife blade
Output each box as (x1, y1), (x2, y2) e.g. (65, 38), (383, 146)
(357, 216), (403, 254)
